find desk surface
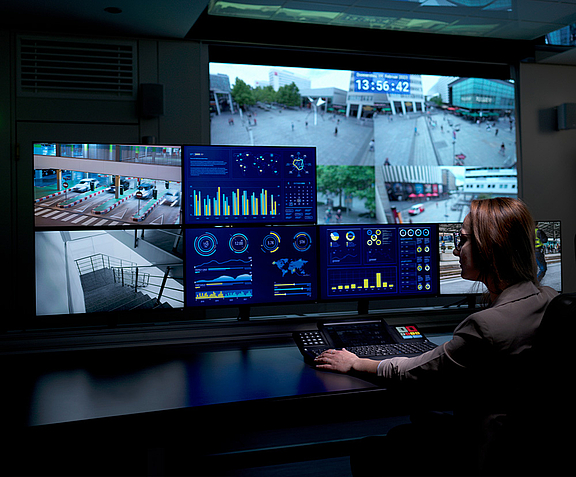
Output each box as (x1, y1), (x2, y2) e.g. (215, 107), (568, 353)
(16, 344), (379, 427)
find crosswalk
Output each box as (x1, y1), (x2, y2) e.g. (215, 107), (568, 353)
(35, 206), (123, 227)
(35, 205), (171, 226)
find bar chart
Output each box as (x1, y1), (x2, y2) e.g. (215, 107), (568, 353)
(327, 267), (397, 294)
(191, 186), (280, 218)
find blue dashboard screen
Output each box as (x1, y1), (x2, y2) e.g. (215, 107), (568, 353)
(185, 226), (317, 307)
(182, 145), (316, 225)
(319, 224), (439, 300)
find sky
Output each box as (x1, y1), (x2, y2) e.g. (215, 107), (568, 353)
(209, 62), (441, 95)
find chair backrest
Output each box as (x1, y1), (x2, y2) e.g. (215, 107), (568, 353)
(499, 293), (576, 476)
(534, 292), (576, 357)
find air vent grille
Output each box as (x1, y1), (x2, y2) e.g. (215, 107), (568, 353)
(18, 37), (136, 99)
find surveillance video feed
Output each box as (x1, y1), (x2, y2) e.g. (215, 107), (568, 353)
(34, 143), (182, 228)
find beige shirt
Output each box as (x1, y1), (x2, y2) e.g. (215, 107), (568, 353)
(377, 281), (558, 389)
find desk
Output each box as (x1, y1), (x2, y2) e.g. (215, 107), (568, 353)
(23, 344), (379, 427)
(5, 341), (404, 476)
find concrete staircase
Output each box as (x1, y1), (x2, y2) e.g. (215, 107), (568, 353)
(80, 268), (172, 313)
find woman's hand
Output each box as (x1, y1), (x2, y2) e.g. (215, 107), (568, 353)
(314, 348), (360, 373)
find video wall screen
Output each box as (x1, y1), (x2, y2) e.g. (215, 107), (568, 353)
(209, 63), (518, 225)
(318, 223), (439, 300)
(35, 228), (184, 316)
(185, 225), (317, 307)
(34, 143), (182, 228)
(438, 221), (562, 295)
(182, 145), (316, 225)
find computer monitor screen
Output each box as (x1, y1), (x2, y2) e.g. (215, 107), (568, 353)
(185, 225), (317, 307)
(34, 143), (182, 228)
(35, 228), (184, 316)
(182, 145), (316, 225)
(209, 63), (518, 225)
(438, 221), (562, 295)
(318, 223), (439, 300)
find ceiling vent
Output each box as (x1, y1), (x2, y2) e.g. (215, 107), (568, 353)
(17, 36), (137, 99)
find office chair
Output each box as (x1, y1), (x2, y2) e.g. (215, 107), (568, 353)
(497, 292), (576, 476)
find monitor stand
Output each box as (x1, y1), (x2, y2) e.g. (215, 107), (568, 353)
(238, 305), (251, 321)
(444, 295), (476, 309)
(358, 299), (369, 316)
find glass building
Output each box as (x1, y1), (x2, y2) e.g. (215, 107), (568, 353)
(449, 78), (514, 116)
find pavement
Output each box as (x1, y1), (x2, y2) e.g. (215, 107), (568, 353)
(212, 106), (517, 170)
(374, 111), (516, 168)
(211, 107), (374, 166)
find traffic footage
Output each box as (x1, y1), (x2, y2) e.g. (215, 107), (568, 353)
(34, 144), (181, 228)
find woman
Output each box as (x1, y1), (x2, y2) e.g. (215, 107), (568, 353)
(314, 198), (557, 475)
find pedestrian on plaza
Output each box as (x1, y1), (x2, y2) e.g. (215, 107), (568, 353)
(535, 223), (548, 283)
(500, 143), (506, 155)
(291, 122), (294, 131)
(495, 128), (499, 136)
(369, 139), (375, 151)
(335, 209), (342, 223)
(334, 126), (338, 136)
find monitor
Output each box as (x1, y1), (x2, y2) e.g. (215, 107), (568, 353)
(438, 221), (562, 296)
(209, 62), (519, 226)
(185, 225), (318, 308)
(318, 223), (439, 301)
(34, 143), (182, 228)
(35, 228), (184, 317)
(182, 145), (316, 225)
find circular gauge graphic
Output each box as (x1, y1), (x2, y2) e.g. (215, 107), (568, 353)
(229, 233), (249, 253)
(261, 232), (281, 253)
(346, 231), (356, 242)
(423, 228), (430, 237)
(415, 228), (422, 237)
(194, 233), (218, 256)
(293, 232), (312, 252)
(408, 229), (415, 237)
(399, 229), (407, 237)
(330, 231), (340, 242)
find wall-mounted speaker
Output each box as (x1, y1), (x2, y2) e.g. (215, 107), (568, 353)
(139, 83), (164, 118)
(556, 103), (576, 130)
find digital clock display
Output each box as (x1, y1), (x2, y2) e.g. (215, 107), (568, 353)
(353, 72), (411, 95)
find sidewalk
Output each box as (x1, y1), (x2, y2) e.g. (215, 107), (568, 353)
(211, 108), (374, 166)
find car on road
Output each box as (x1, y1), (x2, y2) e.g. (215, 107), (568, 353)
(70, 178), (100, 192)
(135, 182), (156, 199)
(408, 204), (425, 216)
(106, 180), (130, 194)
(163, 189), (180, 205)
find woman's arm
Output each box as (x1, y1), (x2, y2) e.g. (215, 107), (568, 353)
(314, 348), (381, 374)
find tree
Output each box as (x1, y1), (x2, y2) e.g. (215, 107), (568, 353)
(317, 165), (375, 217)
(276, 82), (300, 107)
(253, 85), (276, 104)
(231, 77), (255, 110)
(430, 95), (443, 107)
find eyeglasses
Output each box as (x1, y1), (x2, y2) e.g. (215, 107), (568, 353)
(453, 232), (471, 251)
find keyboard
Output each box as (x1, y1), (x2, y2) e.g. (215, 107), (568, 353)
(305, 340), (438, 359)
